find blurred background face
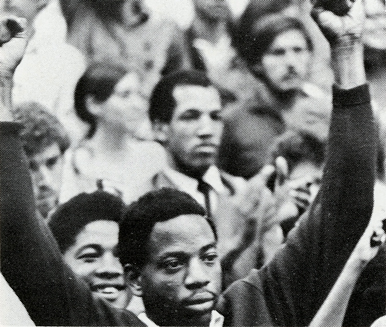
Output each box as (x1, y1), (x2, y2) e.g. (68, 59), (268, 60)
(287, 160), (322, 201)
(164, 85), (223, 176)
(63, 220), (131, 309)
(193, 0), (230, 21)
(260, 29), (312, 93)
(29, 143), (63, 219)
(97, 72), (148, 134)
(139, 214), (222, 326)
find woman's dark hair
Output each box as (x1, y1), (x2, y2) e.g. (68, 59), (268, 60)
(74, 62), (128, 138)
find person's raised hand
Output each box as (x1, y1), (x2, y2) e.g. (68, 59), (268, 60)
(349, 214), (386, 267)
(0, 16), (27, 75)
(311, 0), (365, 45)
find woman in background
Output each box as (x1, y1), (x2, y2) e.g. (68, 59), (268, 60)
(60, 62), (167, 204)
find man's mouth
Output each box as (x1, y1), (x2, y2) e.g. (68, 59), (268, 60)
(195, 143), (218, 153)
(182, 293), (216, 312)
(283, 72), (300, 81)
(90, 284), (126, 301)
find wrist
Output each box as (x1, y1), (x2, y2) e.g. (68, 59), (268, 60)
(346, 253), (369, 272)
(331, 40), (366, 89)
(0, 74), (14, 122)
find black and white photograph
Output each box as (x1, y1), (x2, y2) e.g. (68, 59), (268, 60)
(1, 0), (386, 326)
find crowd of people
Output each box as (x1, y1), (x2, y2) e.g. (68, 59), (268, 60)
(1, 0), (386, 326)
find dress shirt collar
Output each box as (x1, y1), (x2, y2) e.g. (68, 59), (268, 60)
(163, 165), (227, 195)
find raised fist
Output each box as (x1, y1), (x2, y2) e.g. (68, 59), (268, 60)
(0, 16), (27, 74)
(311, 0), (365, 44)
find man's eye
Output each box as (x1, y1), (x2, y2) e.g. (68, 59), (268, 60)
(78, 253), (99, 263)
(180, 111), (200, 121)
(29, 161), (38, 171)
(210, 111), (222, 121)
(162, 259), (184, 272)
(293, 46), (306, 53)
(46, 156), (59, 169)
(202, 252), (218, 265)
(270, 49), (286, 56)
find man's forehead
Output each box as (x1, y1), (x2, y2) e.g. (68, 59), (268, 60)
(29, 143), (62, 163)
(148, 214), (217, 253)
(172, 85), (221, 110)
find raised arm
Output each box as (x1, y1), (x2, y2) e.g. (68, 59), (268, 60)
(219, 1), (377, 326)
(0, 16), (142, 326)
(286, 0), (377, 323)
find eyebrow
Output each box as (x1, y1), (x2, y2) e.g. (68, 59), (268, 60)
(200, 242), (217, 254)
(157, 242), (217, 260)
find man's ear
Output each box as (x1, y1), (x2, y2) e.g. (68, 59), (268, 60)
(152, 120), (169, 143)
(85, 95), (101, 117)
(124, 264), (143, 297)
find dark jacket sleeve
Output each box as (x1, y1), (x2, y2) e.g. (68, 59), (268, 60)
(219, 84), (376, 326)
(0, 123), (144, 326)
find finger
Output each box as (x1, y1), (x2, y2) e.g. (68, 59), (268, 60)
(257, 164), (276, 185)
(0, 16), (26, 44)
(370, 226), (386, 247)
(275, 156), (288, 186)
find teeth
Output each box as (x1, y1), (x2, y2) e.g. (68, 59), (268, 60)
(97, 286), (118, 294)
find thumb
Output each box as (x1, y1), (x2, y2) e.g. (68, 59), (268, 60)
(275, 156), (289, 187)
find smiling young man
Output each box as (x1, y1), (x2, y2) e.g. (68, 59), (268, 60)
(48, 191), (131, 309)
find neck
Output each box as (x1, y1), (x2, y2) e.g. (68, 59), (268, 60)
(167, 154), (209, 180)
(192, 16), (227, 43)
(150, 310), (212, 327)
(91, 122), (133, 152)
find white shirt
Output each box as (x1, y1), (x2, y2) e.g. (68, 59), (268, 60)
(371, 316), (386, 327)
(163, 165), (227, 211)
(138, 310), (224, 327)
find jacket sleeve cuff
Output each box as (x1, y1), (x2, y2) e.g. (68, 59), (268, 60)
(332, 84), (370, 107)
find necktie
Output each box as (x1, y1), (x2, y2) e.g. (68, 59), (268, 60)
(197, 179), (212, 219)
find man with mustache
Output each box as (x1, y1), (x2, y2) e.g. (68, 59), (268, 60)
(219, 13), (331, 179)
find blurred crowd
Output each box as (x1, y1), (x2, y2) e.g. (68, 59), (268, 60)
(1, 0), (386, 326)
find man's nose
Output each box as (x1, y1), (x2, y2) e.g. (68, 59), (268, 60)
(284, 50), (299, 68)
(95, 253), (123, 279)
(197, 114), (215, 137)
(185, 257), (210, 290)
(36, 166), (53, 188)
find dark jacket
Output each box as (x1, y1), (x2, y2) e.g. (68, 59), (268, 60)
(217, 84), (377, 326)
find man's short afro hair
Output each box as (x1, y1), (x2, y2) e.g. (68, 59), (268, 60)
(118, 188), (216, 268)
(49, 191), (125, 253)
